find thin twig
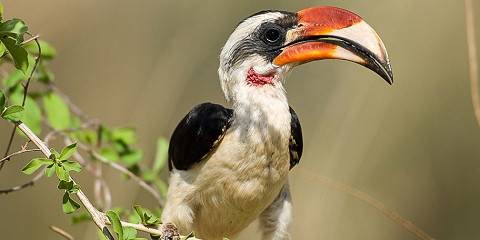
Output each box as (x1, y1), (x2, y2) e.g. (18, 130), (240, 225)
(0, 148), (41, 163)
(21, 35), (42, 107)
(0, 126), (18, 170)
(21, 34), (40, 45)
(298, 168), (435, 240)
(0, 170), (44, 194)
(46, 83), (162, 206)
(0, 35), (42, 171)
(49, 225), (75, 240)
(88, 146), (165, 207)
(16, 122), (172, 239)
(465, 0), (480, 126)
(62, 133), (164, 207)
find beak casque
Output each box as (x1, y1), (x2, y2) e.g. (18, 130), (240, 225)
(273, 6), (393, 84)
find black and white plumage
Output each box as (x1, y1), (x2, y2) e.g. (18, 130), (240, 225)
(161, 6), (393, 240)
(168, 103), (303, 171)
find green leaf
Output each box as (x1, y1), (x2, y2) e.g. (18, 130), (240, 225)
(59, 143), (77, 161)
(106, 210), (123, 240)
(112, 127), (137, 145)
(24, 40), (56, 59)
(58, 180), (79, 194)
(97, 229), (109, 240)
(50, 149), (60, 160)
(0, 90), (5, 110)
(153, 138), (168, 174)
(154, 179), (168, 198)
(145, 214), (160, 225)
(57, 180), (80, 193)
(100, 147), (119, 162)
(0, 3), (4, 19)
(0, 19), (28, 42)
(71, 212), (91, 224)
(55, 164), (70, 181)
(121, 149), (143, 167)
(133, 205), (160, 226)
(141, 170), (156, 182)
(10, 91), (42, 134)
(1, 37), (29, 74)
(43, 92), (71, 130)
(133, 205), (147, 223)
(45, 164), (55, 177)
(0, 42), (5, 57)
(1, 104), (23, 118)
(123, 227), (137, 240)
(3, 69), (25, 89)
(63, 160), (82, 173)
(37, 62), (55, 83)
(128, 211), (141, 224)
(21, 158), (52, 174)
(72, 129), (97, 145)
(58, 180), (74, 190)
(62, 192), (80, 214)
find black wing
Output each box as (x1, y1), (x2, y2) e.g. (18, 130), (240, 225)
(168, 102), (233, 171)
(289, 107), (303, 169)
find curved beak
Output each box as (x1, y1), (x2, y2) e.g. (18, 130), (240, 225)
(273, 6), (393, 84)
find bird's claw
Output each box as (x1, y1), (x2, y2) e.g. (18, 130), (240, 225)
(160, 223), (180, 240)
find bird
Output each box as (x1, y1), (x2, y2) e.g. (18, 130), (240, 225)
(160, 6), (393, 240)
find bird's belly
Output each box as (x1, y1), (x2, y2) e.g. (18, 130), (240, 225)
(189, 133), (291, 238)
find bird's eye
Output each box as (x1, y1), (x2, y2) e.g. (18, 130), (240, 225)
(264, 28), (280, 43)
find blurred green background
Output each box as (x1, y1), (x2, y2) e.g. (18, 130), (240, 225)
(1, 0), (480, 239)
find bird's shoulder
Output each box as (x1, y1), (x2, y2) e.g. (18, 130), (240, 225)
(168, 102), (233, 171)
(289, 106), (303, 169)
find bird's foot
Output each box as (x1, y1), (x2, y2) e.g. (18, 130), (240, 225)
(159, 223), (180, 240)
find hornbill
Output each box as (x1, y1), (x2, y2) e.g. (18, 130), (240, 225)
(161, 6), (393, 240)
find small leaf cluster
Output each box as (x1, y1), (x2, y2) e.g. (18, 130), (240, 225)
(0, 3), (56, 132)
(21, 143), (82, 214)
(105, 205), (163, 240)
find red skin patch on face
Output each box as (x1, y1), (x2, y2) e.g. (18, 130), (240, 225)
(297, 6), (362, 34)
(246, 67), (274, 87)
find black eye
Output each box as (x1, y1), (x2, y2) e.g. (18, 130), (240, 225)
(264, 28), (280, 43)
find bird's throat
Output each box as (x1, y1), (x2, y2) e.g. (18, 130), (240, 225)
(246, 67), (274, 87)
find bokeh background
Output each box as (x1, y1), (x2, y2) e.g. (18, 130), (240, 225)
(1, 0), (480, 239)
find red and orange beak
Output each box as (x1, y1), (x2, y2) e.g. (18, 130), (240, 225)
(273, 6), (393, 84)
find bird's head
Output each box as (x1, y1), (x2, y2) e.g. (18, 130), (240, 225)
(218, 6), (393, 103)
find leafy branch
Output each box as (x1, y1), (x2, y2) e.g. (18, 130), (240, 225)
(0, 4), (180, 240)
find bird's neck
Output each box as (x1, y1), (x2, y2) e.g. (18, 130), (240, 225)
(231, 84), (291, 137)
